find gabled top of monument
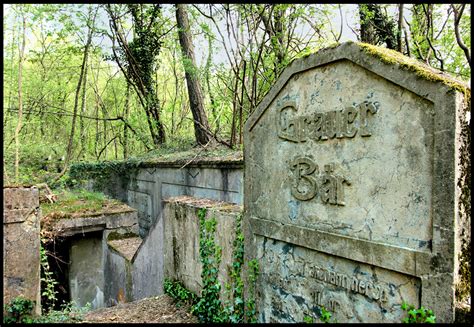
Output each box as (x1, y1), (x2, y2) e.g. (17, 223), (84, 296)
(245, 41), (470, 132)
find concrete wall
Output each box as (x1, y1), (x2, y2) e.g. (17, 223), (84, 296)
(3, 187), (42, 315)
(55, 209), (138, 309)
(163, 196), (242, 301)
(104, 244), (133, 306)
(90, 163), (243, 238)
(83, 161), (243, 303)
(69, 235), (105, 309)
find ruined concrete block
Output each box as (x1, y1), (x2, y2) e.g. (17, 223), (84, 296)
(3, 187), (41, 316)
(3, 187), (39, 211)
(163, 196), (242, 301)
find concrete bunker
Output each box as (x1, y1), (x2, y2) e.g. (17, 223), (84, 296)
(39, 190), (140, 310)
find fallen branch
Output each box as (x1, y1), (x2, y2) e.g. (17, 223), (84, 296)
(35, 183), (57, 204)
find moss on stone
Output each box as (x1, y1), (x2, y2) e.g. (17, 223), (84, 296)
(456, 91), (471, 303)
(291, 41), (470, 100)
(41, 189), (129, 219)
(107, 231), (139, 241)
(357, 42), (470, 97)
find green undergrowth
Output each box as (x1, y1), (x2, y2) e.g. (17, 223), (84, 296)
(401, 302), (436, 323)
(304, 306), (335, 323)
(3, 297), (90, 324)
(164, 279), (197, 308)
(41, 188), (123, 218)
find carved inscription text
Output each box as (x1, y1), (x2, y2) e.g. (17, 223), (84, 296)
(306, 265), (389, 303)
(290, 158), (350, 204)
(278, 101), (379, 143)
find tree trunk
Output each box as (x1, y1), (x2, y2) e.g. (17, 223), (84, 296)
(359, 4), (377, 45)
(55, 6), (96, 182)
(205, 30), (219, 134)
(14, 6), (26, 182)
(452, 4), (471, 68)
(123, 82), (130, 159)
(397, 4), (404, 52)
(79, 52), (89, 159)
(359, 4), (397, 49)
(175, 3), (212, 145)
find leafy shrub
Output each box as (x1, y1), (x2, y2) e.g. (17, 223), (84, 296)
(3, 297), (35, 324)
(33, 301), (91, 323)
(191, 208), (226, 323)
(401, 302), (436, 323)
(164, 279), (197, 307)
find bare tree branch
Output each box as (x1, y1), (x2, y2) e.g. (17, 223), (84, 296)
(452, 4), (471, 67)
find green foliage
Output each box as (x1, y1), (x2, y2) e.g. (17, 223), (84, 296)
(69, 157), (141, 191)
(40, 245), (58, 312)
(2, 4), (470, 182)
(40, 188), (121, 217)
(303, 315), (314, 323)
(3, 297), (35, 324)
(303, 306), (335, 324)
(191, 208), (226, 323)
(401, 302), (436, 323)
(319, 306), (333, 323)
(164, 279), (197, 307)
(246, 258), (259, 323)
(33, 302), (91, 323)
(223, 214), (245, 323)
(169, 209), (258, 323)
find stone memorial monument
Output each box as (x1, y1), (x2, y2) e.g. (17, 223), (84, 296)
(243, 41), (470, 323)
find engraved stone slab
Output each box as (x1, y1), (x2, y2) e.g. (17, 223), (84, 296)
(243, 42), (470, 323)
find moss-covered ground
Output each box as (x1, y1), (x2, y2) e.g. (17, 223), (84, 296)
(41, 188), (130, 219)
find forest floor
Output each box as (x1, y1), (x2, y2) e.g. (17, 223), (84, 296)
(82, 295), (197, 324)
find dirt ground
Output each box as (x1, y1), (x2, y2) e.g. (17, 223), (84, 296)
(82, 295), (198, 323)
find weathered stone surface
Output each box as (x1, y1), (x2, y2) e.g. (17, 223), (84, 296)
(104, 246), (133, 307)
(69, 236), (105, 309)
(244, 42), (470, 323)
(108, 236), (142, 262)
(163, 196), (242, 301)
(51, 210), (138, 237)
(3, 187), (41, 315)
(61, 208), (138, 310)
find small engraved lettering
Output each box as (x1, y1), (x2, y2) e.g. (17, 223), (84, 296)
(328, 299), (340, 312)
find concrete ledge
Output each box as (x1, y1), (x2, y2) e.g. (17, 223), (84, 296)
(51, 210), (138, 237)
(108, 236), (143, 262)
(163, 195), (242, 212)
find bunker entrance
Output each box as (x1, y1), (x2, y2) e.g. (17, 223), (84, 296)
(42, 231), (105, 310)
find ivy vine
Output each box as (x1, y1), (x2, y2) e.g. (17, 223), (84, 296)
(189, 209), (259, 323)
(192, 208), (225, 323)
(69, 158), (141, 191)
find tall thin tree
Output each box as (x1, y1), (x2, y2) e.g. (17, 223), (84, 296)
(55, 5), (97, 181)
(175, 4), (213, 145)
(14, 5), (26, 182)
